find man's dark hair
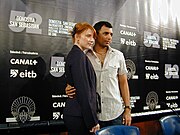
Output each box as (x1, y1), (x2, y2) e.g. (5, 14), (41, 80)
(93, 21), (112, 34)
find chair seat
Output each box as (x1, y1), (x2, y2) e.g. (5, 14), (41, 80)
(95, 125), (140, 135)
(159, 115), (180, 135)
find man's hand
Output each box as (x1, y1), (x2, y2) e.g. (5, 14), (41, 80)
(90, 124), (100, 133)
(122, 108), (132, 126)
(65, 84), (76, 98)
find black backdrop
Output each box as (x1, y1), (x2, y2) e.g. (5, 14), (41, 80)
(0, 0), (180, 128)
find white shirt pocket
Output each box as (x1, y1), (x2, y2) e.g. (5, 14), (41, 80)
(108, 63), (119, 78)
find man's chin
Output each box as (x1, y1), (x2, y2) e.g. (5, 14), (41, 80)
(103, 44), (110, 47)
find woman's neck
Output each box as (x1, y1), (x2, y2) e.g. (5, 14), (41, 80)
(74, 44), (83, 51)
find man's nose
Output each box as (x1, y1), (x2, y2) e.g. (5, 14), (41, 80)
(107, 34), (112, 40)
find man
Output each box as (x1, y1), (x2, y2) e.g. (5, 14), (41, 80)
(66, 21), (132, 127)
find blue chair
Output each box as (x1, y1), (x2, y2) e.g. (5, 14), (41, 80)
(159, 115), (180, 135)
(95, 125), (140, 135)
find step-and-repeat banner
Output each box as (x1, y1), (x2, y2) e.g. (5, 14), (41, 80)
(0, 0), (179, 127)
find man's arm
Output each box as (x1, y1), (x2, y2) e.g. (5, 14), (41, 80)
(65, 84), (76, 98)
(118, 74), (132, 126)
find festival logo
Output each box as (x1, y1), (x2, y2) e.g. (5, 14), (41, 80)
(145, 91), (159, 110)
(10, 96), (36, 123)
(125, 59), (138, 80)
(50, 56), (65, 77)
(8, 10), (42, 34)
(143, 31), (160, 48)
(165, 64), (179, 79)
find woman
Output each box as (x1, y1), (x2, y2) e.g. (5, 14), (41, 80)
(63, 22), (100, 135)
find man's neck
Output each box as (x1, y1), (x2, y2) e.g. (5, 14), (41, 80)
(93, 45), (108, 54)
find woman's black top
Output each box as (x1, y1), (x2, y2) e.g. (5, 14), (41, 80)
(63, 45), (98, 129)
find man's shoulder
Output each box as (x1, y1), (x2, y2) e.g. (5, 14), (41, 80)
(86, 49), (95, 57)
(110, 47), (123, 56)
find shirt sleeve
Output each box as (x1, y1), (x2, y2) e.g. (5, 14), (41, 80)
(118, 53), (128, 75)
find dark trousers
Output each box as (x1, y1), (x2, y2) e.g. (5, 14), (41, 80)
(99, 114), (123, 128)
(63, 114), (93, 135)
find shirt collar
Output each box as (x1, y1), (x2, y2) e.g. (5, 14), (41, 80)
(85, 46), (115, 58)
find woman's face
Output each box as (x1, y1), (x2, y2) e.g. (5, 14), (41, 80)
(76, 28), (95, 50)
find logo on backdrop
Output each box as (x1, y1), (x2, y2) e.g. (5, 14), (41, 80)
(10, 69), (37, 78)
(143, 91), (160, 110)
(143, 31), (160, 48)
(164, 64), (179, 79)
(125, 59), (138, 80)
(53, 112), (63, 120)
(8, 10), (42, 34)
(53, 102), (66, 108)
(119, 24), (137, 46)
(10, 96), (36, 123)
(144, 60), (160, 80)
(143, 31), (179, 50)
(50, 56), (65, 77)
(10, 58), (38, 65)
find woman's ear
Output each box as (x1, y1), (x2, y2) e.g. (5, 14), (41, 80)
(74, 33), (80, 44)
(75, 33), (80, 42)
(75, 33), (80, 40)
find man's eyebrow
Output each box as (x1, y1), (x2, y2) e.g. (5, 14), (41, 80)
(103, 31), (113, 36)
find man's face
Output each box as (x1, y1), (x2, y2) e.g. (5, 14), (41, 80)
(96, 25), (113, 47)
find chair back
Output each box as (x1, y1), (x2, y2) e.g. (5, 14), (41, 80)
(95, 125), (140, 135)
(159, 115), (180, 135)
